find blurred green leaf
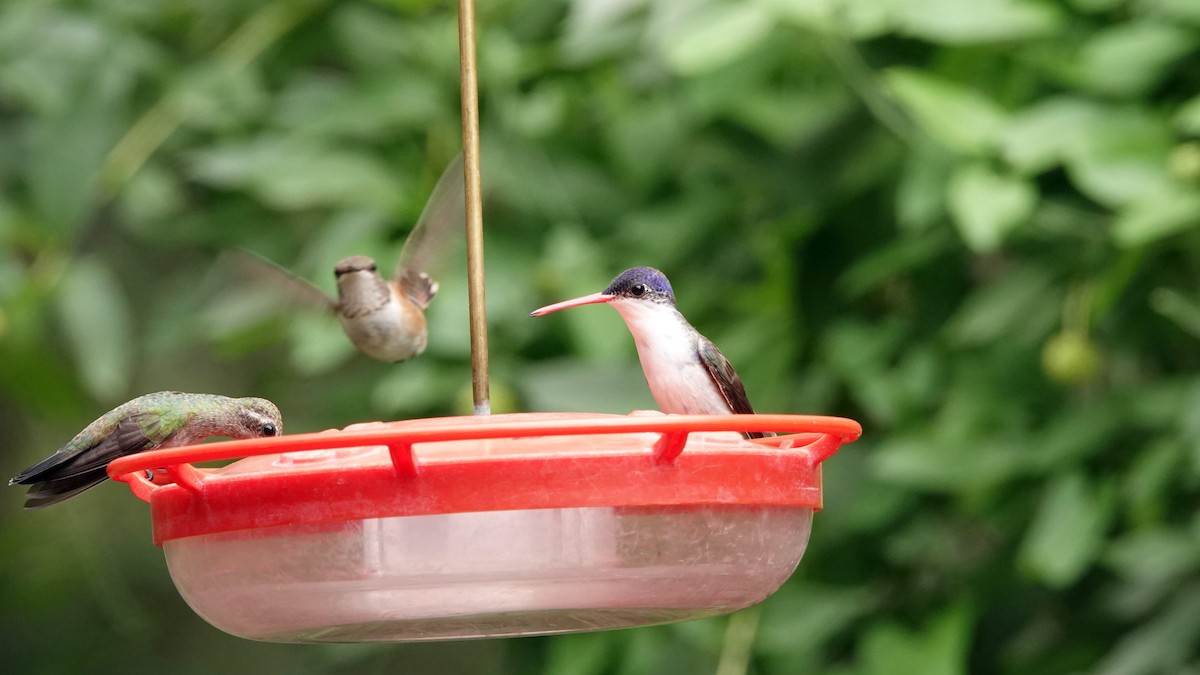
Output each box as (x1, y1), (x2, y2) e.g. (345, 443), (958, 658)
(614, 626), (702, 675)
(770, 0), (896, 38)
(188, 137), (405, 211)
(1068, 0), (1124, 13)
(175, 63), (268, 132)
(1029, 401), (1121, 472)
(1105, 525), (1200, 586)
(756, 585), (878, 657)
(27, 35), (141, 236)
(820, 318), (913, 422)
(615, 194), (730, 271)
(1177, 380), (1200, 471)
(600, 94), (689, 185)
(660, 3), (772, 75)
(117, 162), (186, 231)
(895, 143), (953, 231)
(1001, 97), (1103, 174)
(332, 2), (456, 71)
(883, 68), (1008, 154)
(727, 86), (854, 147)
(892, 0), (1063, 44)
(560, 0), (643, 64)
(821, 450), (915, 534)
(946, 163), (1037, 252)
(857, 602), (972, 675)
(544, 631), (616, 675)
(838, 231), (950, 298)
(0, 343), (89, 414)
(275, 72), (446, 139)
(1064, 109), (1173, 208)
(764, 0), (845, 33)
(1074, 21), (1196, 97)
(53, 257), (135, 401)
(1111, 184), (1200, 247)
(871, 435), (1028, 493)
(1019, 472), (1115, 587)
(1093, 584), (1200, 675)
(1123, 379), (1193, 429)
(946, 265), (1058, 346)
(1177, 95), (1200, 135)
(372, 360), (460, 415)
(1150, 287), (1200, 338)
(522, 361), (656, 414)
(498, 82), (570, 139)
(1153, 0), (1200, 23)
(288, 312), (355, 375)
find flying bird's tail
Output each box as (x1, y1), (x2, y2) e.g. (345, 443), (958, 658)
(399, 270), (439, 309)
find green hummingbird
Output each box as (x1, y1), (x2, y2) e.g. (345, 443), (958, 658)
(10, 391), (282, 509)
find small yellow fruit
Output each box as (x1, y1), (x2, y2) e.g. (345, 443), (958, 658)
(1169, 142), (1200, 183)
(1042, 331), (1102, 385)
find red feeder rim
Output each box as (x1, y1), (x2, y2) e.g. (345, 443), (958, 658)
(106, 412), (861, 546)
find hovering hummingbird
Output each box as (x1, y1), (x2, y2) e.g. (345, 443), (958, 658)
(234, 153), (465, 362)
(10, 391), (282, 509)
(531, 266), (770, 439)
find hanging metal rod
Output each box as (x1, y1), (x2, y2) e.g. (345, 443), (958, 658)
(457, 0), (490, 415)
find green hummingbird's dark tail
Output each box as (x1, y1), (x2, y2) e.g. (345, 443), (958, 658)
(10, 452), (116, 509)
(16, 467), (112, 509)
(10, 450), (83, 486)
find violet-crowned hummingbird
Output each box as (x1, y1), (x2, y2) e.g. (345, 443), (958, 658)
(531, 266), (770, 439)
(10, 391), (282, 509)
(234, 153), (464, 362)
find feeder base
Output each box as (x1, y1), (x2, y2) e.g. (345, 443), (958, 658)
(165, 505), (812, 642)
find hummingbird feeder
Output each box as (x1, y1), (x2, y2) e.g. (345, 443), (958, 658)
(103, 0), (861, 643)
(108, 413), (858, 642)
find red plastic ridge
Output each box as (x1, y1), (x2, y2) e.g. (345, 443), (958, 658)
(102, 413), (861, 545)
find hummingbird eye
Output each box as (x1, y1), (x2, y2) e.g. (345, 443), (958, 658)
(630, 284), (646, 297)
(260, 422), (278, 437)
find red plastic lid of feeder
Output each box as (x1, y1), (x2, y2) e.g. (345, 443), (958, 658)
(107, 412), (860, 545)
(106, 412), (861, 643)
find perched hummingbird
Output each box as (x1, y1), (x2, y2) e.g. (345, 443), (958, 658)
(531, 266), (770, 439)
(10, 391), (282, 509)
(234, 153), (465, 362)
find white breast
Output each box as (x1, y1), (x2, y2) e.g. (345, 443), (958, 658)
(609, 299), (731, 415)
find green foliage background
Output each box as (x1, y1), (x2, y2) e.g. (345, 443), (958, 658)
(2, 0), (1199, 673)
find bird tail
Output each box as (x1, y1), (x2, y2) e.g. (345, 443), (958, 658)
(11, 447), (117, 509)
(16, 466), (110, 509)
(9, 450), (82, 487)
(399, 270), (438, 309)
